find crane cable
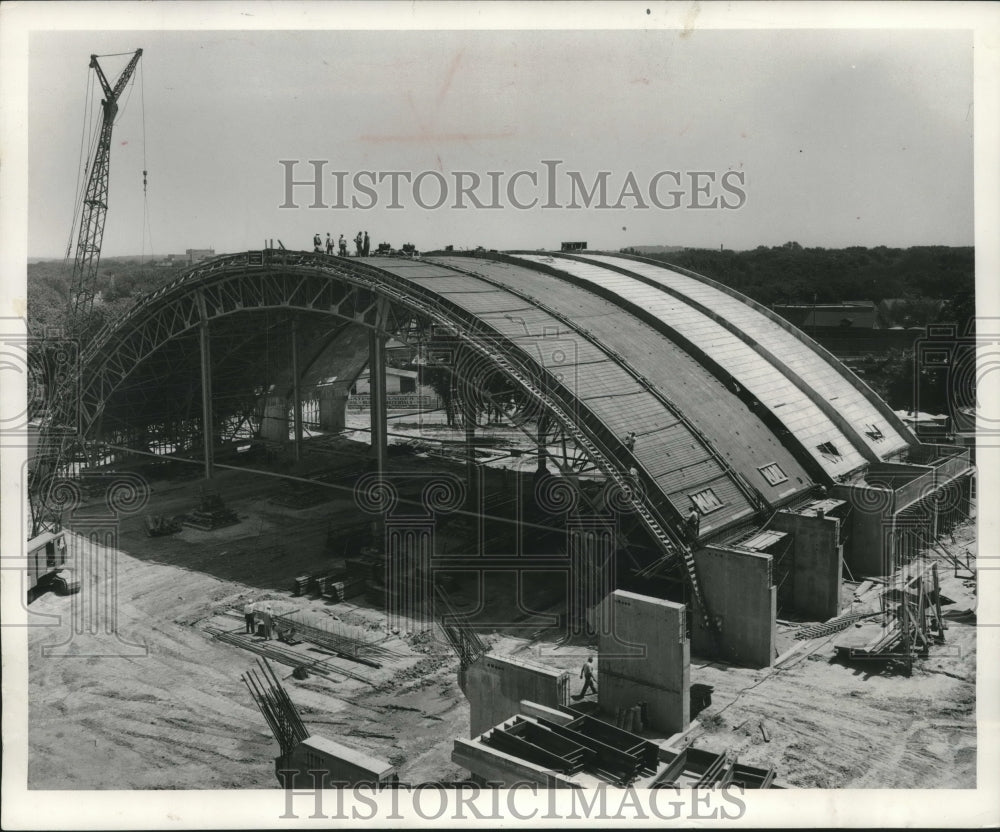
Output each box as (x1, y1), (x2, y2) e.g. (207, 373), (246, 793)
(140, 57), (153, 266)
(66, 68), (98, 259)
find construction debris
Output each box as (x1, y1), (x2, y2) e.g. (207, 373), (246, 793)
(794, 610), (883, 640)
(144, 514), (182, 537)
(833, 565), (947, 674)
(182, 484), (240, 530)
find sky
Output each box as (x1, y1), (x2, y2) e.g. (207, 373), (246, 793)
(28, 27), (973, 257)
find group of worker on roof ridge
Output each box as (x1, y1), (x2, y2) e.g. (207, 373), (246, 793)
(314, 232), (369, 256)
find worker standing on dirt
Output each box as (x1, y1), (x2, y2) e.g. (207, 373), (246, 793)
(259, 604), (273, 639)
(243, 600), (256, 634)
(579, 656), (597, 697)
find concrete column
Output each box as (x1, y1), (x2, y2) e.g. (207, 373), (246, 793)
(463, 388), (478, 512)
(318, 383), (349, 432)
(536, 415), (548, 473)
(198, 318), (214, 480)
(291, 319), (303, 461)
(369, 328), (388, 473)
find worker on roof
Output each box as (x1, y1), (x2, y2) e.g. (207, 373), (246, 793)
(363, 231), (370, 257)
(339, 234), (347, 256)
(313, 233), (322, 252)
(686, 507), (700, 542)
(624, 431), (637, 451)
(325, 233), (334, 255)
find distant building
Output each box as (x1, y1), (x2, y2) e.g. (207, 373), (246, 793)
(560, 241), (587, 252)
(876, 298), (946, 329)
(186, 248), (215, 265)
(772, 301), (876, 329)
(352, 366), (422, 395)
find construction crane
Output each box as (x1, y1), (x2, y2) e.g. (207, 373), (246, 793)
(69, 48), (143, 316)
(29, 48), (143, 538)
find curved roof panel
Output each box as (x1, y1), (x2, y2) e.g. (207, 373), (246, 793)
(510, 252), (910, 479)
(427, 256), (813, 506)
(374, 257), (762, 533)
(579, 254), (912, 459)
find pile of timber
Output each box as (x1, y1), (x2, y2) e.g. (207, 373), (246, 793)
(323, 577), (366, 603)
(298, 570), (366, 602)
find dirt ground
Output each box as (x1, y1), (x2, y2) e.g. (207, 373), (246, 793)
(28, 455), (978, 790)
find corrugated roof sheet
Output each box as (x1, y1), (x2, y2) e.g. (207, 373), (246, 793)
(578, 254), (910, 460)
(428, 256), (814, 510)
(380, 258), (761, 533)
(511, 253), (867, 478)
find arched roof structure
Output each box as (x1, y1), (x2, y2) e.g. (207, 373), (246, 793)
(76, 249), (916, 542)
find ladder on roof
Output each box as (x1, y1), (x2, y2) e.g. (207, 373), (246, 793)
(483, 343), (717, 633)
(291, 253), (720, 634)
(421, 258), (728, 632)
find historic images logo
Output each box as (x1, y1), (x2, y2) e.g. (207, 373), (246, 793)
(279, 160), (747, 211)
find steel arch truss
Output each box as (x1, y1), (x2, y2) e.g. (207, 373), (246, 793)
(69, 251), (718, 629)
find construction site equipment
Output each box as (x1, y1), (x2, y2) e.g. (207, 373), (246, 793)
(241, 658), (310, 756)
(291, 574), (311, 597)
(833, 568), (946, 673)
(29, 48), (144, 538)
(50, 573), (82, 596)
(69, 49), (144, 315)
(144, 515), (181, 537)
(25, 529), (71, 603)
(183, 483), (239, 530)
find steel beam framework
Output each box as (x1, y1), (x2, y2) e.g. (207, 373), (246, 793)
(39, 251), (722, 630)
